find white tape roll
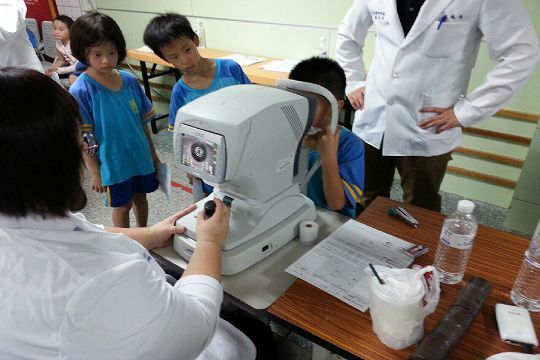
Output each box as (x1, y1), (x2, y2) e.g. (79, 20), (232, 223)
(299, 220), (319, 245)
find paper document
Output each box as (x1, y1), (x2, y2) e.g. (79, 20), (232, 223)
(156, 163), (172, 200)
(221, 53), (266, 66)
(261, 59), (299, 73)
(286, 220), (415, 312)
(136, 45), (154, 53)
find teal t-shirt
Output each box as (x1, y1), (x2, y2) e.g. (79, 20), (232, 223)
(169, 58), (251, 126)
(70, 70), (155, 186)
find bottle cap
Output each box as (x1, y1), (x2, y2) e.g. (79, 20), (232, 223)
(457, 200), (475, 213)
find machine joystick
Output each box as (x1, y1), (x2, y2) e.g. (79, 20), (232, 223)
(204, 200), (216, 219)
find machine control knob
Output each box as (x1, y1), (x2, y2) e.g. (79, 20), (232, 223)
(204, 200), (216, 219)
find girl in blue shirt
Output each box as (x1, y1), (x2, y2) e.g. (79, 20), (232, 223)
(70, 12), (159, 228)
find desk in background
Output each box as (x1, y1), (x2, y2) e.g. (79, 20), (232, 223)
(268, 196), (540, 359)
(126, 48), (289, 134)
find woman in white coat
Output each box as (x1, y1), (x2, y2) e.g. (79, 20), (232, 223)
(0, 67), (255, 359)
(336, 0), (539, 211)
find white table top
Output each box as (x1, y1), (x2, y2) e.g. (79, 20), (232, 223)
(153, 208), (348, 310)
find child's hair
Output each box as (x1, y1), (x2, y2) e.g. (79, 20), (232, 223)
(53, 14), (74, 28)
(0, 68), (86, 217)
(289, 57), (346, 101)
(70, 12), (126, 65)
(143, 13), (196, 59)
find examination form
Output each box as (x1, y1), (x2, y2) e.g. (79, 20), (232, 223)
(286, 220), (415, 311)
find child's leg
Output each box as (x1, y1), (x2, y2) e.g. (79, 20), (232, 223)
(112, 202), (132, 228)
(132, 193), (149, 227)
(131, 172), (159, 227)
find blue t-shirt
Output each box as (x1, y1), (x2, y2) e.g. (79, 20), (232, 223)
(308, 127), (365, 218)
(70, 70), (155, 186)
(169, 58), (251, 126)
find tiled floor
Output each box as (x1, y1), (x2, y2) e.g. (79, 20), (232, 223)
(79, 122), (516, 359)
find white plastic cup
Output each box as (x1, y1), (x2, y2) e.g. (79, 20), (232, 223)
(366, 266), (437, 350)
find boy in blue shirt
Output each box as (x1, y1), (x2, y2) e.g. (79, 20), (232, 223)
(143, 13), (251, 198)
(290, 57), (365, 217)
(143, 13), (251, 132)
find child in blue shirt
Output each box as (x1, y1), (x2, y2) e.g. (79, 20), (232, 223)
(69, 12), (160, 228)
(290, 57), (365, 217)
(143, 13), (251, 198)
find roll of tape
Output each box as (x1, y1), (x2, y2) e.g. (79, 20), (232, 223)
(299, 220), (319, 245)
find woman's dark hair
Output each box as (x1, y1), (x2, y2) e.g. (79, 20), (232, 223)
(70, 12), (126, 65)
(143, 13), (196, 59)
(0, 68), (86, 217)
(53, 14), (74, 28)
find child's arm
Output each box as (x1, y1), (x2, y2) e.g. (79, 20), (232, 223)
(46, 49), (66, 75)
(142, 109), (160, 167)
(82, 150), (105, 193)
(318, 126), (347, 210)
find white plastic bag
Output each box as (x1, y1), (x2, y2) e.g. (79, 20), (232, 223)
(365, 265), (440, 350)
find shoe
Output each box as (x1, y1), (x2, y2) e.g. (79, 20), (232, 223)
(168, 125), (175, 132)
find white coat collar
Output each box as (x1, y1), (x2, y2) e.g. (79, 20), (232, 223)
(402, 0), (456, 48)
(0, 212), (103, 233)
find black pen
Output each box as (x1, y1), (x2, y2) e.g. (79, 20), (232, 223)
(388, 208), (418, 228)
(397, 207), (419, 226)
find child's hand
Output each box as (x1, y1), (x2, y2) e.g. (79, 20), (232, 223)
(317, 126), (341, 162)
(90, 174), (105, 193)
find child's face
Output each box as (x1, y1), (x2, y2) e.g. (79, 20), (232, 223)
(53, 20), (69, 42)
(160, 36), (201, 75)
(85, 40), (118, 76)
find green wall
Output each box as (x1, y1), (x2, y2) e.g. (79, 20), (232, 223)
(97, 0), (540, 213)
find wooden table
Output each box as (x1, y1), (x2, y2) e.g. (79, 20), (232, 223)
(127, 48), (289, 133)
(268, 196), (539, 359)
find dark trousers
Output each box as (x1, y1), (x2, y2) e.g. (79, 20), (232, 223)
(363, 143), (452, 212)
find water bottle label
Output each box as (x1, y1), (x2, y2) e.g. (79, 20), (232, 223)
(440, 228), (474, 250)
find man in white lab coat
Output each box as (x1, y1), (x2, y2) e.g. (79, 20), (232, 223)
(336, 0), (539, 211)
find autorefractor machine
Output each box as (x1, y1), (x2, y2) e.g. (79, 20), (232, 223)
(173, 80), (338, 275)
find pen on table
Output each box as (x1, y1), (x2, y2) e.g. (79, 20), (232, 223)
(397, 206), (419, 226)
(437, 15), (448, 30)
(388, 208), (418, 228)
(369, 263), (385, 285)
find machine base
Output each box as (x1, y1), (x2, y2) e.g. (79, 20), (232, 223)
(174, 202), (316, 275)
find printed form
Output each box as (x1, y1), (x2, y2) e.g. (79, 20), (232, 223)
(286, 220), (414, 311)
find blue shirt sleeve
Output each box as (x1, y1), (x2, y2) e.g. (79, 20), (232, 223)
(169, 82), (187, 127)
(69, 77), (94, 133)
(337, 128), (365, 210)
(124, 72), (154, 121)
(230, 61), (251, 84)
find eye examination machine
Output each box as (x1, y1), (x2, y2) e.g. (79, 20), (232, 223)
(173, 80), (338, 275)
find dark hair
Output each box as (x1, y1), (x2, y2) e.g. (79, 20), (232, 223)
(53, 14), (74, 28)
(289, 57), (346, 101)
(0, 68), (86, 217)
(70, 12), (126, 65)
(143, 13), (196, 59)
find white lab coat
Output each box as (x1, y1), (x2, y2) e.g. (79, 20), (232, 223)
(0, 212), (255, 360)
(0, 0), (44, 72)
(336, 0), (540, 156)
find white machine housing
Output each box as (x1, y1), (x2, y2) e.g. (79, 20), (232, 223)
(173, 82), (338, 275)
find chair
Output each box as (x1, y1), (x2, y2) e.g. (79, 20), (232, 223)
(41, 21), (57, 60)
(25, 18), (44, 60)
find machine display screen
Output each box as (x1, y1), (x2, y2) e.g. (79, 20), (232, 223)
(181, 134), (219, 176)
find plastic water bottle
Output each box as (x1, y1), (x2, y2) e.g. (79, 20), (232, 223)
(510, 220), (540, 311)
(195, 19), (206, 48)
(433, 200), (478, 284)
(319, 37), (328, 57)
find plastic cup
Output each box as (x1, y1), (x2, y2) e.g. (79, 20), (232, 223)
(366, 266), (433, 350)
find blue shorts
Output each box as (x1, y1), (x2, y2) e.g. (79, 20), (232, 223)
(105, 173), (158, 207)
